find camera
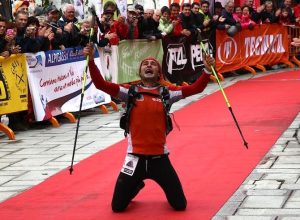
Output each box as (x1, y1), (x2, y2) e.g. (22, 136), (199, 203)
(49, 22), (59, 33)
(6, 29), (14, 35)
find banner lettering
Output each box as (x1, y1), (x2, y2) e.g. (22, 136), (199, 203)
(216, 24), (289, 74)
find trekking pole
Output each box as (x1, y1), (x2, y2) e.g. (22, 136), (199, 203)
(200, 42), (248, 149)
(69, 28), (95, 175)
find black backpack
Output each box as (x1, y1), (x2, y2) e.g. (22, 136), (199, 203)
(120, 85), (173, 137)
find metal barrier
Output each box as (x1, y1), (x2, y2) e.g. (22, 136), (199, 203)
(286, 25), (300, 67)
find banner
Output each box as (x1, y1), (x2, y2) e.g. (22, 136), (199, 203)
(117, 39), (163, 83)
(26, 47), (111, 121)
(97, 45), (118, 83)
(0, 55), (28, 115)
(216, 24), (289, 74)
(161, 36), (212, 84)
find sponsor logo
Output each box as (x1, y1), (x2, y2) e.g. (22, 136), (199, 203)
(217, 37), (237, 64)
(244, 34), (285, 58)
(166, 43), (187, 74)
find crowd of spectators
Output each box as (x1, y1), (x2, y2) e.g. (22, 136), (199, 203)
(1, 0), (300, 131)
(2, 0), (300, 58)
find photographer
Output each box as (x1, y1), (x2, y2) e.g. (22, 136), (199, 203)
(19, 16), (46, 53)
(110, 5), (139, 40)
(45, 5), (64, 50)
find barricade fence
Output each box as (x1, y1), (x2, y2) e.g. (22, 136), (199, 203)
(1, 24), (298, 139)
(216, 24), (291, 74)
(287, 25), (300, 66)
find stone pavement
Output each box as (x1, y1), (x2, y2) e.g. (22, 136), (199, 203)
(0, 70), (299, 219)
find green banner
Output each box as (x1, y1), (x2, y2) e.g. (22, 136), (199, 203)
(117, 39), (163, 83)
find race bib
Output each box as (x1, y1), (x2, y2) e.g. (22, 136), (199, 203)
(121, 154), (139, 176)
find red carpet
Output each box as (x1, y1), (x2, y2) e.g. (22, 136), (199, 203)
(0, 71), (299, 220)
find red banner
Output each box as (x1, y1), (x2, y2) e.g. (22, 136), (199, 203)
(216, 24), (289, 74)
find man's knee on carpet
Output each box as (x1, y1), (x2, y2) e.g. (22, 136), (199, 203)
(169, 198), (187, 211)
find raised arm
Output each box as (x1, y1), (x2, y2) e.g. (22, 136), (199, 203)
(84, 43), (120, 97)
(181, 69), (211, 97)
(182, 53), (215, 98)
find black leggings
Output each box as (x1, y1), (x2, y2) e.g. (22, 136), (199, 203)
(111, 154), (187, 212)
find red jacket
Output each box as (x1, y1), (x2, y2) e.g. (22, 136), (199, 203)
(88, 60), (211, 155)
(110, 19), (139, 44)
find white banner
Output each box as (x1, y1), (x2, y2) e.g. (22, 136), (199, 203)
(26, 47), (111, 121)
(97, 45), (119, 83)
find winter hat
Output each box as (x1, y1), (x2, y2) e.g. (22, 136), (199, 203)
(139, 57), (163, 80)
(13, 0), (29, 15)
(46, 5), (60, 14)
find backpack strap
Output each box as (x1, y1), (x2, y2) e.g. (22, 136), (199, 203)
(120, 85), (140, 136)
(158, 86), (173, 135)
(159, 86), (171, 112)
(120, 85), (173, 136)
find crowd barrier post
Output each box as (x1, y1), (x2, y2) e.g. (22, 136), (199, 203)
(108, 101), (119, 112)
(243, 66), (256, 75)
(63, 112), (77, 123)
(49, 117), (60, 128)
(254, 64), (266, 73)
(0, 122), (15, 140)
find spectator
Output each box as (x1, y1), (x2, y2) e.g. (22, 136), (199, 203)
(240, 6), (256, 29)
(280, 0), (295, 24)
(135, 4), (144, 17)
(200, 0), (220, 40)
(214, 1), (224, 17)
(144, 9), (154, 19)
(139, 8), (162, 40)
(14, 10), (28, 52)
(110, 5), (139, 41)
(98, 9), (114, 34)
(13, 0), (29, 17)
(233, 6), (242, 22)
(158, 6), (173, 36)
(46, 5), (61, 23)
(260, 1), (281, 24)
(134, 4), (145, 39)
(7, 10), (30, 131)
(279, 6), (294, 25)
(35, 16), (56, 51)
(191, 2), (204, 31)
(77, 19), (93, 46)
(243, 0), (261, 23)
(45, 5), (64, 50)
(152, 9), (161, 23)
(169, 3), (183, 36)
(20, 15), (49, 53)
(179, 3), (197, 38)
(103, 0), (119, 18)
(96, 10), (117, 46)
(77, 18), (115, 48)
(58, 4), (82, 48)
(217, 0), (241, 37)
(22, 16), (42, 52)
